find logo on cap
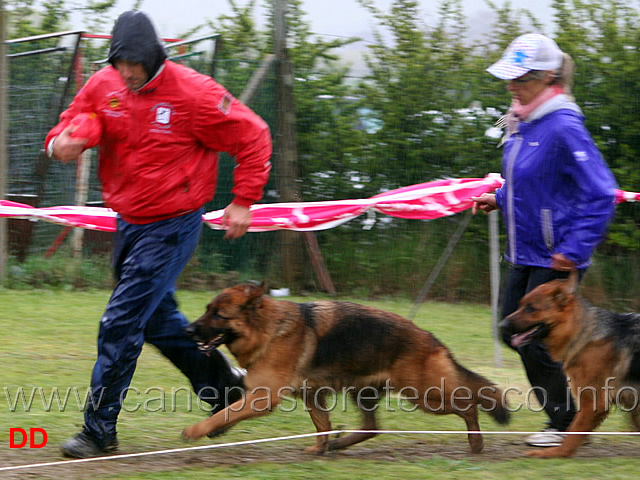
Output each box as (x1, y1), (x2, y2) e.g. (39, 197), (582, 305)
(512, 50), (530, 66)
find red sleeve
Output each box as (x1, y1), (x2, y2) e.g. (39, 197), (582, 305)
(44, 76), (100, 151)
(192, 80), (272, 207)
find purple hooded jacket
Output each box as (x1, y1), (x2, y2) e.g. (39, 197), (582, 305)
(495, 94), (617, 268)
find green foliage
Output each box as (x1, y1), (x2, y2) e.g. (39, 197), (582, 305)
(354, 0), (547, 188)
(207, 0), (365, 201)
(5, 0), (640, 298)
(78, 0), (118, 35)
(206, 0), (266, 63)
(3, 248), (261, 291)
(192, 0), (640, 301)
(6, 249), (114, 289)
(549, 0), (640, 249)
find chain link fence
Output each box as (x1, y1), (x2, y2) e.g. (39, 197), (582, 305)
(4, 32), (640, 307)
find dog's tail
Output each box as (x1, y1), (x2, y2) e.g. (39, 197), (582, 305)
(456, 363), (510, 425)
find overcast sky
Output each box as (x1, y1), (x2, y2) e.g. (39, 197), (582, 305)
(53, 0), (553, 76)
(106, 0), (554, 40)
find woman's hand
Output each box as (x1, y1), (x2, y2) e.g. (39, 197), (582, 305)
(471, 193), (498, 215)
(551, 253), (576, 271)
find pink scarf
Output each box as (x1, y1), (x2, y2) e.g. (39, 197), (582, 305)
(511, 84), (565, 121)
(498, 85), (565, 147)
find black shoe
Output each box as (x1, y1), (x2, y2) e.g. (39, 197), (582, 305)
(227, 366), (246, 403)
(60, 428), (119, 458)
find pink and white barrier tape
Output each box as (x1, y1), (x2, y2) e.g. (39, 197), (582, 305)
(0, 174), (636, 233)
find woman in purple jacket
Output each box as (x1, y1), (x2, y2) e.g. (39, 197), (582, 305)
(472, 33), (617, 448)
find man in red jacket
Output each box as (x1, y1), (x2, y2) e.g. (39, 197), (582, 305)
(46, 10), (272, 458)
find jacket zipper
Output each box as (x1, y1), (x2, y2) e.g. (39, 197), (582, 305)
(131, 91), (138, 174)
(505, 135), (523, 262)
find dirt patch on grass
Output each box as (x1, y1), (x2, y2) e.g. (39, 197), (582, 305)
(2, 435), (638, 479)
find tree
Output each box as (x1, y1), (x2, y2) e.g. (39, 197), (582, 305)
(552, 0), (640, 250)
(205, 0), (363, 203)
(355, 0), (510, 189)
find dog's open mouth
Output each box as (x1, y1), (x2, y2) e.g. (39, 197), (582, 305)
(510, 323), (547, 347)
(192, 328), (237, 352)
(195, 334), (227, 352)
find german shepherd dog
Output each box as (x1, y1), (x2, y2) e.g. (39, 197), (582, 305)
(183, 282), (510, 454)
(501, 272), (640, 458)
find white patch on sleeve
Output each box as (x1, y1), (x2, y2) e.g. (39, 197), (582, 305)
(573, 151), (589, 161)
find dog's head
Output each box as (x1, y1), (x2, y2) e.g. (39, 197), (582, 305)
(500, 272), (579, 349)
(185, 281), (267, 353)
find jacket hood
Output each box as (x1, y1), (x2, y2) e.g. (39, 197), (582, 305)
(527, 94), (583, 123)
(107, 11), (167, 80)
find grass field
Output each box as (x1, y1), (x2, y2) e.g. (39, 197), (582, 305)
(1, 288), (639, 479)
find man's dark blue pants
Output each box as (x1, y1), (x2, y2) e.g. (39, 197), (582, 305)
(83, 209), (239, 444)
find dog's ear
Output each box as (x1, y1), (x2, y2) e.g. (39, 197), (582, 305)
(554, 273), (578, 308)
(553, 289), (570, 308)
(243, 281), (266, 309)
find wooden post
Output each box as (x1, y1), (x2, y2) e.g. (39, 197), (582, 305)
(273, 0), (304, 288)
(71, 48), (91, 259)
(0, 0), (9, 282)
(489, 210), (502, 367)
(304, 232), (336, 295)
(271, 0), (336, 293)
(71, 150), (91, 258)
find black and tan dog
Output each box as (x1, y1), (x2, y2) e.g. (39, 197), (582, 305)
(183, 282), (509, 454)
(501, 272), (640, 458)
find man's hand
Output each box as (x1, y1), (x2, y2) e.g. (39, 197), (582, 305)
(471, 193), (498, 215)
(51, 125), (88, 163)
(221, 203), (252, 240)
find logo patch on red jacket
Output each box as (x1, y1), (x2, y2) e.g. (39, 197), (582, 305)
(106, 91), (124, 110)
(155, 106), (171, 125)
(151, 103), (174, 130)
(218, 94), (233, 115)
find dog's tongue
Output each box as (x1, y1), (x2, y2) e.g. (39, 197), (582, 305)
(510, 332), (530, 348)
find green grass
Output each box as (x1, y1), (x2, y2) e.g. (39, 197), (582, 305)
(1, 289), (638, 479)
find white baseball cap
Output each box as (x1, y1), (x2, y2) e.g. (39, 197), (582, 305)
(487, 33), (564, 80)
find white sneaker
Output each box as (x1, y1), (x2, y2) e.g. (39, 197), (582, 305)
(525, 428), (565, 447)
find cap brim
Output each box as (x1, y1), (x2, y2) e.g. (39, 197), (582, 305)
(486, 60), (530, 80)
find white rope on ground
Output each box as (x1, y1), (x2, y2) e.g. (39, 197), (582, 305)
(2, 429), (640, 473)
(0, 430), (343, 472)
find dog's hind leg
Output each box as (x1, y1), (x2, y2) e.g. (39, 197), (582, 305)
(304, 391), (332, 455)
(327, 397), (379, 451)
(421, 385), (485, 453)
(304, 407), (332, 454)
(455, 404), (484, 454)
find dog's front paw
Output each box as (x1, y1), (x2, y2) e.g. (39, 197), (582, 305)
(303, 444), (327, 455)
(525, 447), (568, 458)
(206, 426), (231, 439)
(182, 424), (204, 441)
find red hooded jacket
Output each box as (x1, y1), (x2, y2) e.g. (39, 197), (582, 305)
(46, 58), (272, 224)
